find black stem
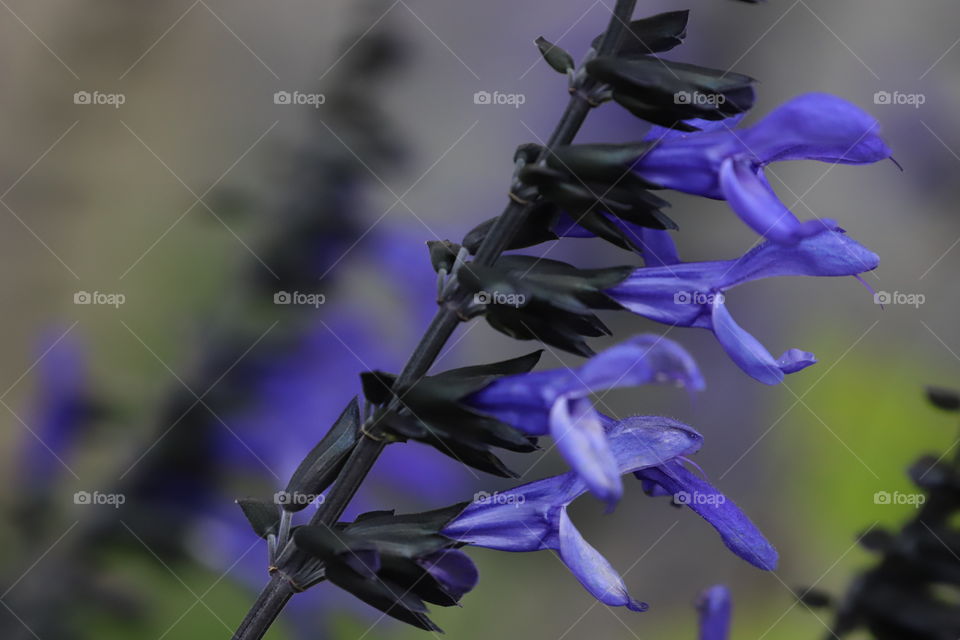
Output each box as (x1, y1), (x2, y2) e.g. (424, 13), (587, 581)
(231, 574), (295, 640)
(232, 1), (636, 637)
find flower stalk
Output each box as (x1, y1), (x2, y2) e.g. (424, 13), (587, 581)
(230, 1), (639, 637)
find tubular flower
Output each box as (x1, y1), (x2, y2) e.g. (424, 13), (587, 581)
(604, 228), (879, 385)
(442, 417), (777, 611)
(466, 334), (705, 504)
(696, 585), (732, 640)
(633, 93), (892, 243)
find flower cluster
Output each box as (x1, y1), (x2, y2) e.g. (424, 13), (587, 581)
(442, 412), (776, 610)
(227, 5), (893, 636)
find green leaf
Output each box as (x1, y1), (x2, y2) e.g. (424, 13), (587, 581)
(535, 36), (575, 73)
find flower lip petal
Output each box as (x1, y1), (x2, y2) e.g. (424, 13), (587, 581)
(710, 299), (786, 386)
(551, 396), (623, 504)
(637, 461), (778, 571)
(557, 508), (647, 611)
(777, 349), (817, 374)
(719, 156), (837, 244)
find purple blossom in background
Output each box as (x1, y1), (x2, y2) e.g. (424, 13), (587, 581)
(606, 228), (879, 384)
(634, 93), (892, 243)
(466, 334), (705, 504)
(697, 585), (732, 640)
(21, 331), (91, 489)
(193, 228), (473, 631)
(443, 416), (776, 610)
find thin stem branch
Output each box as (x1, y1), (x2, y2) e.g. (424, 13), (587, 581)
(232, 1), (637, 637)
(231, 574), (295, 640)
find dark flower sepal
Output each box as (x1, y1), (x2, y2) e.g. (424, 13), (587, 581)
(361, 352), (542, 476)
(586, 56), (755, 129)
(427, 240), (461, 274)
(518, 164), (676, 236)
(589, 10), (689, 56)
(293, 505), (476, 631)
(236, 498), (281, 539)
(280, 397), (361, 512)
(457, 254), (631, 356)
(535, 36), (575, 74)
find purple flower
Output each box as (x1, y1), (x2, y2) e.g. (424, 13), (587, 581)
(605, 228), (879, 385)
(416, 549), (480, 604)
(443, 417), (776, 610)
(637, 461), (777, 570)
(466, 334), (704, 504)
(633, 93), (892, 243)
(22, 331), (92, 488)
(697, 585), (732, 640)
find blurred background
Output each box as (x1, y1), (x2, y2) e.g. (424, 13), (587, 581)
(0, 0), (957, 638)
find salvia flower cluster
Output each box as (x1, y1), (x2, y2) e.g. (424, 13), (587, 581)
(232, 4), (893, 637)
